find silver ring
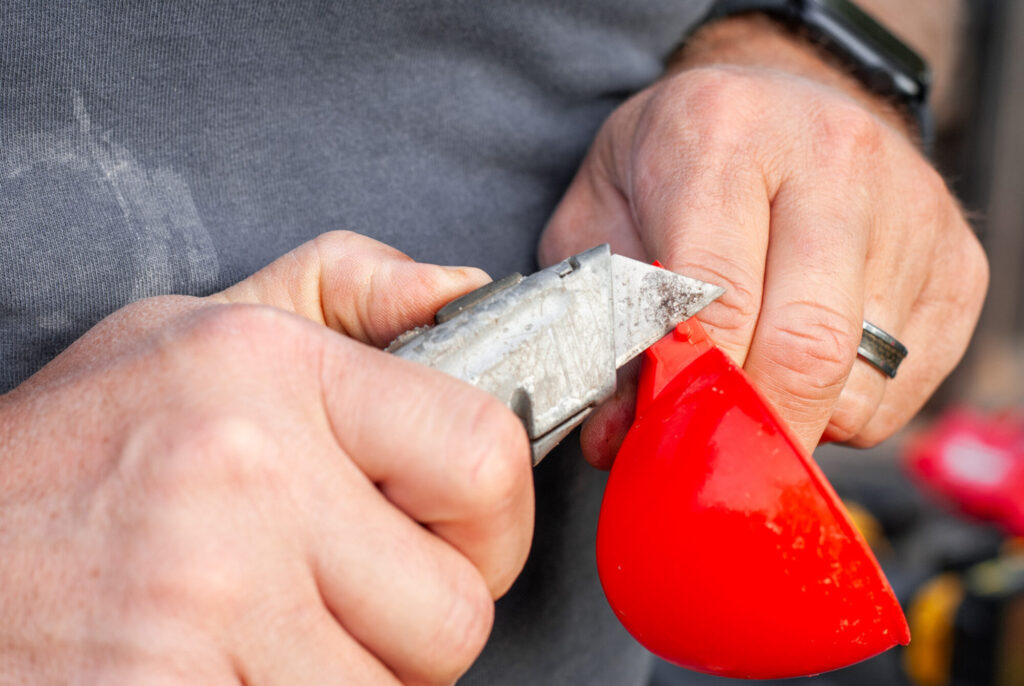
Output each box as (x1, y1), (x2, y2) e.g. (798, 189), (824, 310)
(858, 321), (908, 378)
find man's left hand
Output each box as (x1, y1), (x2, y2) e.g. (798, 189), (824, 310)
(539, 16), (988, 467)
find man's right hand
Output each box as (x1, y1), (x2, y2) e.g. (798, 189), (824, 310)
(0, 231), (533, 685)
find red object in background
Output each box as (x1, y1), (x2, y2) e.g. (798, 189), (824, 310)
(597, 320), (910, 679)
(905, 409), (1024, 536)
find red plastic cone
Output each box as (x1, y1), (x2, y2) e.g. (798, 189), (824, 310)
(597, 320), (910, 679)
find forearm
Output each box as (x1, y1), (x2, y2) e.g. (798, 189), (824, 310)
(855, 0), (964, 122)
(673, 1), (965, 132)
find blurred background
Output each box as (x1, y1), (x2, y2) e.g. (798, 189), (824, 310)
(652, 1), (1024, 684)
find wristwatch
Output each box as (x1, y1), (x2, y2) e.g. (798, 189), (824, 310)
(701, 0), (933, 150)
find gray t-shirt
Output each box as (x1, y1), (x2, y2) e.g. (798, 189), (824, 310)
(1, 2), (710, 682)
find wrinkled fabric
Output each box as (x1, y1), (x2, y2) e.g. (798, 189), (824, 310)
(0, 2), (711, 682)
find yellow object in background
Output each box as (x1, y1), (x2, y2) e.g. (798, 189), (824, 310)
(905, 573), (964, 686)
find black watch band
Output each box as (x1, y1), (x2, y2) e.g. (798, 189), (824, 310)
(702, 0), (933, 151)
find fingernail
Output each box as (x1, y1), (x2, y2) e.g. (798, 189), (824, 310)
(439, 265), (492, 282)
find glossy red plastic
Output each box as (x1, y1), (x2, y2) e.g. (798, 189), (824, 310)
(597, 320), (910, 679)
(905, 408), (1024, 536)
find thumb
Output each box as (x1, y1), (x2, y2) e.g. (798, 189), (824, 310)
(211, 231), (491, 347)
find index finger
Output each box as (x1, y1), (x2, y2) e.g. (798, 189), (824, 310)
(318, 332), (535, 598)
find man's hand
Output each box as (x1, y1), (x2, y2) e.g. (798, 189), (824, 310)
(539, 14), (988, 467)
(0, 232), (533, 684)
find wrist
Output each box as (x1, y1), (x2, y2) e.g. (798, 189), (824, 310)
(669, 13), (919, 141)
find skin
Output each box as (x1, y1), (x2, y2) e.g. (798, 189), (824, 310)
(540, 13), (988, 468)
(0, 6), (987, 685)
(0, 232), (532, 685)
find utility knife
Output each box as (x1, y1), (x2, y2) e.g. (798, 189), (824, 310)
(387, 244), (724, 463)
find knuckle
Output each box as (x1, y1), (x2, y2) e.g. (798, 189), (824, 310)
(629, 149), (673, 225)
(847, 427), (886, 449)
(663, 247), (761, 335)
(105, 505), (248, 625)
(99, 670), (198, 686)
(133, 548), (245, 624)
(159, 414), (286, 499)
(180, 304), (293, 356)
(826, 387), (879, 443)
(918, 163), (951, 202)
(847, 412), (901, 448)
(808, 100), (883, 168)
(957, 230), (990, 306)
(105, 421), (282, 620)
(629, 69), (767, 232)
(923, 221), (988, 327)
(759, 301), (860, 402)
(313, 242), (407, 342)
(429, 566), (494, 682)
(677, 68), (756, 143)
(317, 229), (410, 271)
(455, 395), (531, 517)
(906, 165), (951, 229)
(634, 68), (754, 170)
(629, 121), (684, 212)
(600, 92), (647, 152)
(93, 419), (283, 632)
(313, 228), (360, 251)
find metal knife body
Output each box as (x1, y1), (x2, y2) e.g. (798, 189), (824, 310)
(388, 244), (723, 464)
